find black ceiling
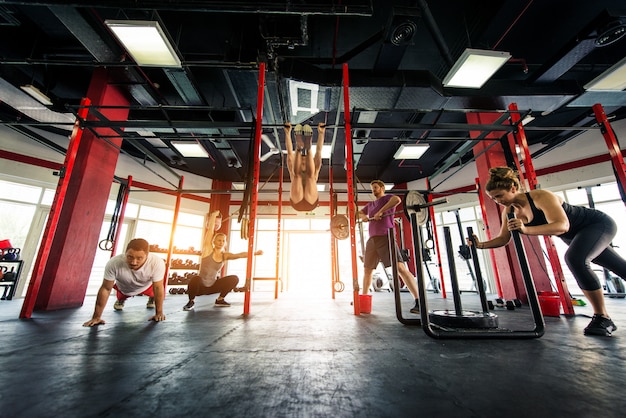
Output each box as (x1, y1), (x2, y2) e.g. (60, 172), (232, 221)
(1, 0), (626, 189)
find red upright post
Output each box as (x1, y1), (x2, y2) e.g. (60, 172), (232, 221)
(20, 98), (91, 318)
(342, 63), (360, 315)
(509, 103), (573, 314)
(592, 103), (626, 201)
(243, 62), (265, 315)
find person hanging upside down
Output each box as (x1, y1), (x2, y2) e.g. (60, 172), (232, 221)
(183, 210), (263, 311)
(470, 167), (626, 337)
(283, 122), (325, 212)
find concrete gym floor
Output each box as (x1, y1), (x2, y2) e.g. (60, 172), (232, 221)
(0, 288), (625, 418)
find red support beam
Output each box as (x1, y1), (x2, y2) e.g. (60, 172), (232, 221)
(470, 111), (524, 301)
(20, 98), (91, 318)
(28, 70), (131, 313)
(0, 150), (62, 170)
(343, 63), (360, 315)
(509, 103), (573, 314)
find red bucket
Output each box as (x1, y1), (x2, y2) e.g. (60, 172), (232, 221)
(0, 240), (12, 250)
(359, 294), (372, 314)
(537, 291), (561, 317)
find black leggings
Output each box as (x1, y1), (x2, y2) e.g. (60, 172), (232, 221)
(187, 275), (239, 300)
(562, 216), (626, 291)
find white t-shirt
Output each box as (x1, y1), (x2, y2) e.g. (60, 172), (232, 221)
(104, 253), (165, 296)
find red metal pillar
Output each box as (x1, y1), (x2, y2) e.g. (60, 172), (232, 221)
(21, 68), (131, 316)
(509, 103), (573, 314)
(243, 62), (265, 315)
(20, 98), (91, 318)
(469, 111), (525, 301)
(592, 103), (626, 201)
(343, 63), (360, 315)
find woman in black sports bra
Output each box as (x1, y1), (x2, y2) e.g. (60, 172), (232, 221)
(470, 167), (626, 337)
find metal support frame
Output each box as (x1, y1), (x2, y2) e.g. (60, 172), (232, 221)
(426, 191), (447, 299)
(392, 211), (544, 338)
(509, 103), (574, 315)
(243, 62), (265, 315)
(20, 98), (91, 319)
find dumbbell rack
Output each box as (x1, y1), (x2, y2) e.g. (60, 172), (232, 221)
(0, 259), (23, 300)
(390, 210), (545, 339)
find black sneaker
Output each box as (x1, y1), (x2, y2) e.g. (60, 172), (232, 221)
(183, 300), (195, 311)
(410, 299), (420, 314)
(146, 297), (155, 309)
(584, 314), (617, 336)
(215, 298), (231, 307)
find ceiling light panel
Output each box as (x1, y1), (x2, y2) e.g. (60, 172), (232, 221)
(20, 84), (53, 105)
(443, 48), (511, 89)
(171, 141), (210, 158)
(584, 55), (626, 91)
(105, 20), (181, 67)
(393, 144), (429, 160)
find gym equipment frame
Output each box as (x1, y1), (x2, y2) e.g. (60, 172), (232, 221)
(390, 202), (545, 339)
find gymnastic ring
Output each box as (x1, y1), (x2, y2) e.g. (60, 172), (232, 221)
(98, 239), (114, 251)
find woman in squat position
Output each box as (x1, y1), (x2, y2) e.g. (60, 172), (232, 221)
(183, 211), (262, 311)
(471, 167), (626, 336)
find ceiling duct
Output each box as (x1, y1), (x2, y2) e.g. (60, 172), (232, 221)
(0, 6), (20, 26)
(531, 11), (626, 84)
(49, 6), (118, 62)
(374, 7), (421, 74)
(164, 68), (204, 105)
(0, 77), (75, 130)
(595, 19), (626, 47)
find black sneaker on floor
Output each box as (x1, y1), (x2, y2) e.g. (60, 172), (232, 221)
(183, 300), (195, 311)
(584, 314), (617, 336)
(215, 298), (231, 307)
(410, 299), (420, 314)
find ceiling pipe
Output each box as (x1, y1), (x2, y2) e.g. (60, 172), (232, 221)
(416, 0), (454, 67)
(0, 1), (374, 15)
